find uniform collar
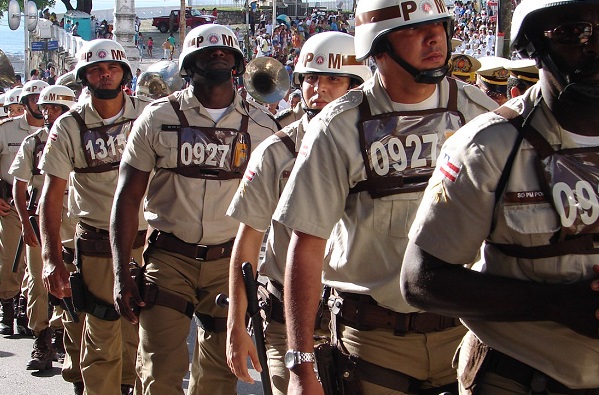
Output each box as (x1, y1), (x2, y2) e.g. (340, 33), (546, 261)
(18, 115), (32, 131)
(180, 85), (246, 119)
(81, 94), (137, 125)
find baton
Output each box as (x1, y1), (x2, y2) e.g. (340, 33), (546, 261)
(12, 188), (38, 272)
(241, 262), (273, 395)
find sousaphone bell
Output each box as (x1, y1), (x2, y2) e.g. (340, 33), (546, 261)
(243, 57), (290, 104)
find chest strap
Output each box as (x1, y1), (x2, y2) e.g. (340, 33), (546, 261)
(275, 130), (297, 157)
(349, 78), (461, 197)
(69, 110), (122, 174)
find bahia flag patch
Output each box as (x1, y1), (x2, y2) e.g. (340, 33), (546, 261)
(439, 153), (461, 182)
(243, 169), (256, 183)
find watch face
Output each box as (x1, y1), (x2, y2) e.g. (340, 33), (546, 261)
(284, 351), (296, 369)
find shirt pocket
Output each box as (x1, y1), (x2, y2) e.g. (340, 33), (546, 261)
(156, 130), (179, 168)
(503, 202), (560, 235)
(372, 191), (423, 238)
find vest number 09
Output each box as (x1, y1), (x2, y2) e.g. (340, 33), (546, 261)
(370, 134), (438, 176)
(553, 180), (599, 228)
(180, 142), (229, 167)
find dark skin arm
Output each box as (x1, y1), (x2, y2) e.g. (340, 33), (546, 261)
(400, 241), (599, 339)
(110, 162), (150, 324)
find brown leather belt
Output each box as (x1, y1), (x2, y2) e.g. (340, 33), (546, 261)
(148, 229), (234, 261)
(484, 349), (599, 395)
(335, 292), (460, 335)
(77, 222), (146, 255)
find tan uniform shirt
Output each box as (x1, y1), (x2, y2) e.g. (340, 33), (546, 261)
(9, 127), (47, 197)
(227, 115), (308, 283)
(122, 86), (277, 245)
(0, 116), (39, 184)
(409, 83), (599, 388)
(39, 96), (147, 230)
(273, 73), (497, 312)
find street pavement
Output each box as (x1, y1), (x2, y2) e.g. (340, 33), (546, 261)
(0, 319), (265, 395)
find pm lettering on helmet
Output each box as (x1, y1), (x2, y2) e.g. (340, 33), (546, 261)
(45, 93), (56, 101)
(222, 34), (235, 48)
(111, 49), (126, 60)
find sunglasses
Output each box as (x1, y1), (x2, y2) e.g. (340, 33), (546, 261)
(544, 22), (598, 45)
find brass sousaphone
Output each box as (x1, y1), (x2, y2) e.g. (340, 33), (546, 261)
(243, 57), (290, 104)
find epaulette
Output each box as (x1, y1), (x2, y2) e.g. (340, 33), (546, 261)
(0, 117), (16, 126)
(320, 89), (362, 120)
(275, 107), (293, 121)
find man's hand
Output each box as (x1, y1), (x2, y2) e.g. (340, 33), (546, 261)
(113, 272), (145, 324)
(226, 325), (261, 383)
(0, 198), (11, 216)
(22, 221), (39, 247)
(43, 261), (71, 299)
(287, 367), (324, 395)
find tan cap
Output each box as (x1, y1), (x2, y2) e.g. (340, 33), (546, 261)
(476, 56), (510, 85)
(505, 58), (539, 83)
(451, 38), (463, 52)
(450, 54), (481, 83)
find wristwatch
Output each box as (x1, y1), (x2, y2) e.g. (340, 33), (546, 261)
(284, 350), (316, 369)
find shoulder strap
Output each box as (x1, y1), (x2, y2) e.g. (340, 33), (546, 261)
(275, 130), (297, 157)
(446, 77), (458, 112)
(69, 109), (88, 133)
(168, 94), (189, 127)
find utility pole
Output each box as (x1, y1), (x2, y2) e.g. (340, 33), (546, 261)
(179, 0), (186, 53)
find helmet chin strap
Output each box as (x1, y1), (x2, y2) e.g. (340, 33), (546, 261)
(25, 101), (44, 120)
(189, 64), (234, 85)
(87, 84), (123, 100)
(538, 51), (599, 104)
(381, 39), (450, 85)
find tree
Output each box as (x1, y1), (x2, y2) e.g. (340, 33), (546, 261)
(60, 0), (93, 13)
(0, 0), (57, 18)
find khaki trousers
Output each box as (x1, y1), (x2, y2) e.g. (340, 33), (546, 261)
(137, 246), (236, 395)
(0, 208), (25, 299)
(340, 323), (466, 395)
(79, 248), (141, 395)
(25, 244), (49, 333)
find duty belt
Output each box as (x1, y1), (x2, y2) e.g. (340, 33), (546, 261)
(331, 292), (460, 335)
(484, 349), (599, 395)
(148, 229), (234, 261)
(77, 222), (146, 255)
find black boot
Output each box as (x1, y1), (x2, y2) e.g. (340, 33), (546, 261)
(26, 327), (54, 370)
(0, 298), (15, 335)
(73, 382), (84, 395)
(121, 384), (134, 395)
(15, 294), (33, 337)
(51, 328), (65, 363)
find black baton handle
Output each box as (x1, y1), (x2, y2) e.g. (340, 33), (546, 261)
(241, 262), (273, 395)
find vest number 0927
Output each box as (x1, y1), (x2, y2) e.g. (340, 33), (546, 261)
(370, 134), (438, 176)
(180, 142), (229, 167)
(553, 180), (599, 228)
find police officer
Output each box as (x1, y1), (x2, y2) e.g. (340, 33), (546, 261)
(402, 0), (599, 394)
(39, 39), (145, 395)
(110, 24), (278, 395)
(3, 87), (25, 118)
(8, 84), (77, 371)
(226, 31), (372, 395)
(475, 55), (510, 105)
(271, 0), (498, 394)
(505, 58), (539, 99)
(0, 80), (48, 337)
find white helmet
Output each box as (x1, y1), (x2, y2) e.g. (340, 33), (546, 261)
(179, 24), (245, 76)
(293, 31), (372, 86)
(4, 87), (22, 107)
(73, 39), (133, 85)
(19, 80), (49, 103)
(0, 94), (7, 117)
(37, 85), (77, 109)
(511, 0), (599, 56)
(354, 0), (453, 61)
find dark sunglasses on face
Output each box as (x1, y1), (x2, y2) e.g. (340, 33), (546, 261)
(544, 22), (598, 45)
